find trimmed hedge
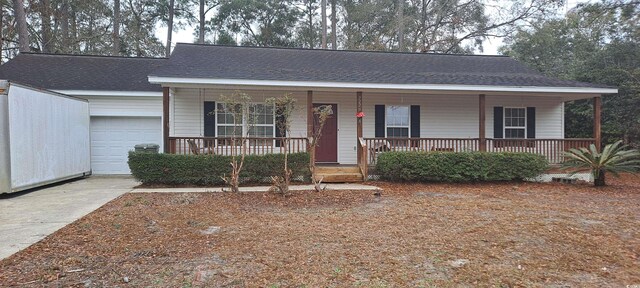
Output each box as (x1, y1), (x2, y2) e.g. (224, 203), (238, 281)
(376, 151), (548, 182)
(128, 152), (311, 186)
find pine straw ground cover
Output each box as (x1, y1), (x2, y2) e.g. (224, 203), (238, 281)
(1, 176), (639, 287)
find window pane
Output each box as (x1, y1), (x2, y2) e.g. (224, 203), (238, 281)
(249, 104), (274, 125)
(386, 106), (410, 127)
(218, 126), (243, 137)
(387, 127), (409, 138)
(504, 108), (526, 128)
(217, 103), (240, 125)
(248, 126), (274, 137)
(505, 128), (525, 139)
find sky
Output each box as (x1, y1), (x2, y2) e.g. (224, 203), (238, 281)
(156, 0), (594, 56)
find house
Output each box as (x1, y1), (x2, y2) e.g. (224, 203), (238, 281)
(0, 43), (617, 179)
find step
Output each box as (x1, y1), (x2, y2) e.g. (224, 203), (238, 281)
(315, 166), (361, 174)
(314, 172), (363, 183)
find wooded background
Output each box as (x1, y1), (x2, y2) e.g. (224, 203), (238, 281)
(1, 0), (638, 146)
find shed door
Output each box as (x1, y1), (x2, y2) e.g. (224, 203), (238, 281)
(313, 103), (338, 163)
(90, 116), (161, 174)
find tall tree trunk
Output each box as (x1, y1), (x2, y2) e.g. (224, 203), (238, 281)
(113, 0), (120, 55)
(307, 1), (313, 48)
(396, 0), (404, 51)
(70, 5), (78, 52)
(40, 0), (52, 53)
(321, 0), (327, 49)
(199, 0), (205, 44)
(331, 0), (336, 50)
(13, 0), (29, 52)
(0, 5), (3, 63)
(88, 14), (94, 51)
(60, 0), (70, 53)
(166, 0), (175, 57)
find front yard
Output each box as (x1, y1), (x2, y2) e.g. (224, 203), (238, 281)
(1, 176), (639, 287)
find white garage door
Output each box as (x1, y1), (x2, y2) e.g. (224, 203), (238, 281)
(91, 116), (161, 174)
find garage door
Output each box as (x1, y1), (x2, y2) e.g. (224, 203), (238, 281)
(91, 117), (161, 174)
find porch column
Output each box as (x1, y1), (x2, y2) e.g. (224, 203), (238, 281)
(479, 94), (486, 152)
(593, 96), (602, 151)
(356, 91), (363, 163)
(163, 87), (170, 153)
(307, 90), (313, 138)
(307, 90), (314, 164)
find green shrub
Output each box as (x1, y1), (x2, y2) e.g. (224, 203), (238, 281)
(128, 152), (311, 186)
(376, 151), (548, 182)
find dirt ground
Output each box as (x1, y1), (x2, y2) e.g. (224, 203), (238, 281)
(1, 176), (639, 287)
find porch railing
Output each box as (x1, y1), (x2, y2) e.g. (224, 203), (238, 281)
(357, 137), (368, 180)
(364, 137), (595, 165)
(486, 138), (595, 164)
(168, 136), (308, 156)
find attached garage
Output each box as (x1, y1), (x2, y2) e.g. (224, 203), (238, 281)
(0, 53), (167, 175)
(90, 116), (161, 174)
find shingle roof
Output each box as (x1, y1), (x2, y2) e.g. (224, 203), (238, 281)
(150, 43), (608, 88)
(0, 53), (166, 92)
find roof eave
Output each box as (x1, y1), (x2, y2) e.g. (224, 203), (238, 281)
(53, 89), (163, 97)
(148, 76), (618, 95)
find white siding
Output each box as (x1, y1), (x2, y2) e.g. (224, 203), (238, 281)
(75, 95), (162, 117)
(172, 88), (565, 164)
(171, 88), (308, 137)
(486, 95), (563, 139)
(362, 94), (479, 138)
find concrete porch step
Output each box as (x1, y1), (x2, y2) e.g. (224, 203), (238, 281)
(315, 165), (363, 183)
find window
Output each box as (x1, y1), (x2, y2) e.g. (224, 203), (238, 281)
(217, 103), (243, 138)
(504, 107), (526, 139)
(247, 104), (274, 137)
(248, 104), (274, 145)
(386, 106), (410, 137)
(216, 103), (275, 145)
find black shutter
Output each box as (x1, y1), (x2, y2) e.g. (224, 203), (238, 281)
(204, 101), (216, 137)
(493, 106), (503, 138)
(410, 105), (420, 138)
(275, 104), (286, 147)
(527, 107), (536, 139)
(375, 105), (385, 137)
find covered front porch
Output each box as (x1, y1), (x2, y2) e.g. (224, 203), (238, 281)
(159, 85), (604, 180)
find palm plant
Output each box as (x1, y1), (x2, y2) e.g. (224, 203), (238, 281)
(562, 140), (640, 186)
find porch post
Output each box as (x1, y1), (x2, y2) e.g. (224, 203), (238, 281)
(307, 90), (314, 164)
(479, 94), (486, 152)
(593, 96), (602, 151)
(356, 91), (363, 163)
(163, 86), (170, 153)
(307, 90), (313, 138)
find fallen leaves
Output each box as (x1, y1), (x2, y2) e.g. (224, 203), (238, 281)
(0, 175), (639, 286)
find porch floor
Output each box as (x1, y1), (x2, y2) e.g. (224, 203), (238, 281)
(315, 165), (364, 183)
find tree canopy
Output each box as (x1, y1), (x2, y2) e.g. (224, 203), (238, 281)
(502, 0), (640, 146)
(1, 0), (565, 58)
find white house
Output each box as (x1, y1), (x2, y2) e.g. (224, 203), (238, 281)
(0, 44), (617, 179)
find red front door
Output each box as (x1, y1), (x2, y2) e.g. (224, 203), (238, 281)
(313, 103), (338, 163)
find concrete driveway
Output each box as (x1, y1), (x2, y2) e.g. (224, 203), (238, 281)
(0, 176), (137, 260)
